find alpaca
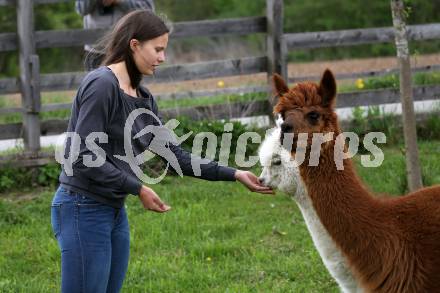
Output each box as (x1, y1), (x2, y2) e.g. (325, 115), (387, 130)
(272, 69), (440, 293)
(258, 127), (361, 292)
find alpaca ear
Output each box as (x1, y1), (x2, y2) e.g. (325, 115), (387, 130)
(318, 69), (337, 107)
(272, 73), (289, 96)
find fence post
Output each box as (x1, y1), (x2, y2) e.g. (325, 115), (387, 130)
(390, 0), (423, 191)
(17, 0), (41, 154)
(266, 0), (287, 118)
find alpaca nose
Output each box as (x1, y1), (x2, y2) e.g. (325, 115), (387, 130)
(258, 177), (266, 186)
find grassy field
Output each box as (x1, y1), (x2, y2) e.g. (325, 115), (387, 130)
(0, 141), (440, 292)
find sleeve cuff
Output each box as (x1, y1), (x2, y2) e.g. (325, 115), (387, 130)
(121, 175), (142, 195)
(217, 166), (237, 181)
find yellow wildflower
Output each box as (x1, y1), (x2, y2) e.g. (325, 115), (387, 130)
(217, 80), (225, 88)
(355, 78), (365, 89)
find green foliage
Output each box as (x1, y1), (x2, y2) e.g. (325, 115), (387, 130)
(0, 172), (14, 191)
(40, 109), (72, 120)
(417, 109), (440, 141)
(0, 52), (19, 78)
(171, 117), (265, 167)
(0, 162), (60, 193)
(338, 71), (440, 93)
(349, 106), (402, 150)
(35, 3), (82, 30)
(355, 71), (440, 91)
(413, 71), (440, 86)
(156, 0), (264, 21)
(36, 163), (61, 187)
(36, 47), (85, 74)
(349, 104), (440, 153)
(363, 74), (399, 89)
(0, 113), (21, 124)
(0, 2), (84, 77)
(0, 166), (32, 192)
(284, 0), (440, 61)
(157, 92), (267, 110)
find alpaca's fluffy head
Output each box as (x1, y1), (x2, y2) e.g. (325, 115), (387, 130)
(258, 127), (303, 196)
(272, 69), (339, 154)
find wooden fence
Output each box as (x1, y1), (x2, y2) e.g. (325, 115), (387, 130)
(0, 0), (440, 159)
(0, 0), (283, 153)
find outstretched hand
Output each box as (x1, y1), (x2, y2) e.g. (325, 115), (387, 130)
(234, 170), (275, 194)
(139, 185), (171, 213)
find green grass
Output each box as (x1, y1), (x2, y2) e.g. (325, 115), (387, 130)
(338, 70), (440, 92)
(355, 140), (440, 194)
(156, 92), (267, 110)
(0, 173), (337, 292)
(1, 141), (440, 292)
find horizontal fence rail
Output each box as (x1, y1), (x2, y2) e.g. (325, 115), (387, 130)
(170, 16), (267, 39)
(147, 56), (268, 83)
(1, 61), (438, 99)
(285, 23), (440, 49)
(0, 16), (267, 52)
(1, 64), (439, 115)
(336, 85), (440, 108)
(0, 151), (55, 168)
(0, 56), (268, 95)
(0, 84), (439, 140)
(289, 64), (440, 83)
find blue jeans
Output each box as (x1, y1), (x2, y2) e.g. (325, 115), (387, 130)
(51, 186), (130, 293)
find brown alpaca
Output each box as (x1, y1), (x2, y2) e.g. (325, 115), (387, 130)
(272, 70), (440, 293)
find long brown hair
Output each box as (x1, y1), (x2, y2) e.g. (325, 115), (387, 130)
(98, 10), (170, 89)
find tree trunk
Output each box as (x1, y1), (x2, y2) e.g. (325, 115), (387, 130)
(390, 0), (423, 191)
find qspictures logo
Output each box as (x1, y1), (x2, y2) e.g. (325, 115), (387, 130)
(55, 109), (387, 184)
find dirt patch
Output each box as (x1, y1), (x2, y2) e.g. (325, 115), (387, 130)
(148, 53), (440, 95)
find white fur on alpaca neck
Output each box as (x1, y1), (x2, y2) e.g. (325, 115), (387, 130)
(259, 127), (362, 293)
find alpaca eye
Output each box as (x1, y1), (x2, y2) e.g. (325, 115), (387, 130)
(272, 159), (282, 166)
(307, 111), (320, 122)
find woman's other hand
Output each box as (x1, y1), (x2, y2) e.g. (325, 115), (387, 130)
(139, 186), (171, 213)
(234, 170), (275, 195)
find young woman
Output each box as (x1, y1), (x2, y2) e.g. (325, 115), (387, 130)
(51, 10), (273, 293)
